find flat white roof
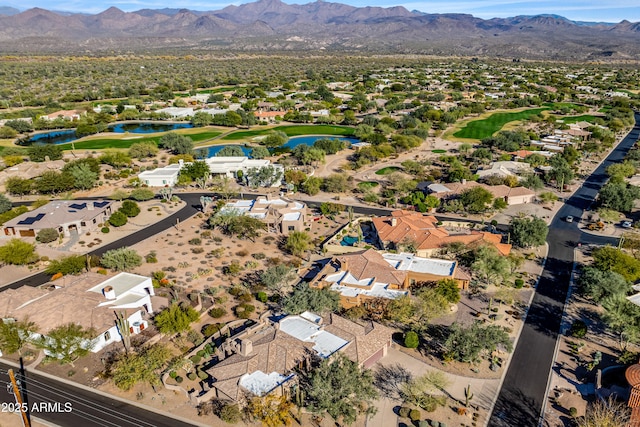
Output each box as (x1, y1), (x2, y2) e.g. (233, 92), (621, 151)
(427, 183), (451, 193)
(383, 253), (456, 277)
(279, 315), (348, 358)
(330, 282), (408, 300)
(87, 272), (149, 298)
(282, 212), (301, 221)
(239, 371), (293, 396)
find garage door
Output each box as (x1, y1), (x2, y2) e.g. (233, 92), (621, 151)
(363, 346), (385, 369)
(19, 229), (35, 237)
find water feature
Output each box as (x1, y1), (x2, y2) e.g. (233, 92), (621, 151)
(109, 122), (193, 134)
(283, 135), (359, 150)
(206, 145), (252, 158)
(19, 121), (194, 145)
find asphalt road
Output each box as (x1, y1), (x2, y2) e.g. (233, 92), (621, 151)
(0, 362), (198, 427)
(489, 113), (640, 427)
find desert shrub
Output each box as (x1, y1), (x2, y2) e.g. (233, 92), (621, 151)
(187, 372), (197, 381)
(253, 252), (266, 260)
(514, 278), (524, 288)
(234, 303), (255, 319)
(219, 404), (242, 424)
(398, 407), (410, 418)
(189, 238), (202, 245)
(404, 331), (419, 349)
(208, 307), (226, 318)
(175, 376), (183, 383)
(190, 355), (201, 364)
(569, 320), (588, 338)
(237, 292), (252, 302)
(409, 409), (421, 422)
(191, 247), (204, 254)
(197, 370), (208, 380)
(236, 249), (249, 257)
(169, 371), (177, 379)
(108, 211), (127, 227)
(119, 200), (140, 217)
(101, 226), (110, 233)
(36, 228), (59, 243)
(256, 291), (268, 303)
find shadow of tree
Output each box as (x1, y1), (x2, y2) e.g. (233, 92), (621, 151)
(374, 363), (413, 400)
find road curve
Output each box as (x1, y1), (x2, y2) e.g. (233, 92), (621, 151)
(489, 113), (640, 426)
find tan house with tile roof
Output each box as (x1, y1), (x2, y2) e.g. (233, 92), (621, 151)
(427, 181), (535, 206)
(206, 312), (392, 403)
(309, 248), (470, 308)
(221, 195), (309, 234)
(372, 210), (511, 258)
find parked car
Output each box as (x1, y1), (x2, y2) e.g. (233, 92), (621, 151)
(622, 220), (633, 229)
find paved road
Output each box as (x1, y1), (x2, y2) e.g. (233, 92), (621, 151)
(0, 362), (199, 427)
(489, 114), (640, 427)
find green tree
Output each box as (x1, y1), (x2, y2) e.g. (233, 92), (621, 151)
(28, 145), (63, 162)
(110, 344), (171, 391)
(247, 394), (294, 427)
(159, 133), (194, 155)
(607, 161), (636, 183)
(459, 187), (493, 213)
(576, 398), (630, 427)
(216, 145), (245, 157)
(400, 371), (450, 410)
(320, 202), (344, 219)
(0, 318), (38, 355)
(404, 331), (419, 348)
(119, 200), (140, 218)
(191, 111), (213, 127)
(578, 267), (629, 303)
(245, 165), (283, 188)
(128, 142), (159, 159)
(45, 255), (87, 276)
(263, 131), (288, 148)
(226, 215), (266, 241)
(34, 171), (74, 194)
(154, 303), (200, 334)
(443, 322), (513, 363)
(471, 245), (511, 286)
(129, 188), (155, 201)
(5, 177), (32, 196)
(548, 155), (574, 190)
(301, 353), (378, 425)
(260, 264), (296, 296)
(0, 193), (12, 214)
(301, 176), (322, 195)
(592, 247), (640, 282)
(435, 278), (461, 304)
(323, 173), (349, 193)
(68, 163), (98, 190)
(0, 239), (38, 265)
(36, 228), (59, 243)
(108, 211), (128, 227)
(509, 216), (548, 248)
(282, 283), (341, 314)
(36, 323), (96, 366)
(598, 182), (640, 213)
(98, 151), (131, 168)
(4, 119), (33, 133)
(285, 230), (312, 257)
(100, 247), (143, 271)
(250, 146), (270, 159)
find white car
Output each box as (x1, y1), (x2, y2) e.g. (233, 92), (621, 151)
(622, 221), (633, 229)
(565, 216), (574, 223)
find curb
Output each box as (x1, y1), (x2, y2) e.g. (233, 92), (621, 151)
(484, 241), (549, 427)
(0, 358), (210, 427)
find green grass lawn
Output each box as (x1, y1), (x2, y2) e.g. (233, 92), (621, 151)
(375, 166), (403, 175)
(357, 181), (380, 190)
(60, 130), (222, 150)
(221, 125), (354, 141)
(453, 108), (548, 140)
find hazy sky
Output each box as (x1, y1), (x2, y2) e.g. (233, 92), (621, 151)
(4, 0), (640, 22)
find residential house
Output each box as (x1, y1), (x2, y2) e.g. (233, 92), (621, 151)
(309, 248), (470, 308)
(3, 200), (113, 238)
(155, 107), (194, 118)
(476, 161), (533, 181)
(221, 195), (308, 234)
(206, 311), (392, 402)
(426, 181), (535, 206)
(254, 111), (286, 123)
(40, 110), (84, 121)
(0, 160), (66, 188)
(0, 272), (160, 354)
(372, 210), (511, 258)
(205, 156), (283, 187)
(138, 162), (183, 187)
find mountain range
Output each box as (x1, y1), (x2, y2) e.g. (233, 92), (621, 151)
(1, 0), (640, 59)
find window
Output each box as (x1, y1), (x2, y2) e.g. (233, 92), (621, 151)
(104, 331), (111, 341)
(81, 222), (86, 227)
(288, 225), (295, 231)
(93, 218), (97, 224)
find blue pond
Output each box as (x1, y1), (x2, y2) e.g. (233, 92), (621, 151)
(21, 122), (194, 145)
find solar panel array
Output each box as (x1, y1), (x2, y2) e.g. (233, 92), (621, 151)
(17, 213), (46, 225)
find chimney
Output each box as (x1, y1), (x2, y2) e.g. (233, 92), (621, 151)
(462, 179), (467, 185)
(88, 202), (95, 211)
(339, 257), (348, 272)
(391, 217), (397, 227)
(103, 286), (116, 300)
(240, 339), (253, 357)
(178, 159), (184, 167)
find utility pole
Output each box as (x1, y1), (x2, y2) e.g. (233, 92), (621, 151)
(8, 369), (30, 427)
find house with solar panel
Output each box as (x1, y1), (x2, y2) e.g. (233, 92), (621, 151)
(2, 200), (113, 238)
